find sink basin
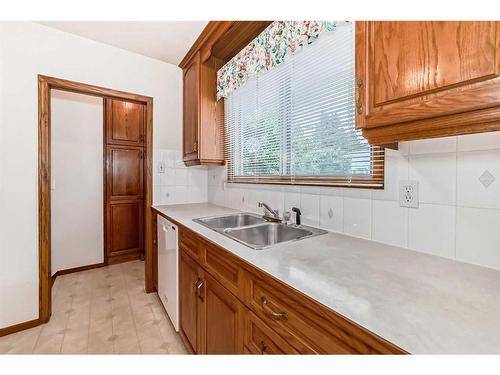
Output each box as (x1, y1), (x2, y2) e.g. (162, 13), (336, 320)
(193, 213), (265, 230)
(224, 223), (314, 249)
(193, 212), (326, 250)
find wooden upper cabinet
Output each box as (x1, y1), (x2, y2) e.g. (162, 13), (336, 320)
(356, 21), (500, 145)
(182, 52), (225, 166)
(183, 52), (201, 164)
(106, 99), (145, 146)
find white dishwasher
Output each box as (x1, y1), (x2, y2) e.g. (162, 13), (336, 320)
(157, 215), (179, 331)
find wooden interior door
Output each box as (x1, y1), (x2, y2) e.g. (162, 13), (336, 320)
(199, 271), (244, 354)
(180, 252), (201, 353)
(356, 21), (500, 129)
(183, 52), (200, 163)
(106, 98), (145, 146)
(105, 98), (145, 264)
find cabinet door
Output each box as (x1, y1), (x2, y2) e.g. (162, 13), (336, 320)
(106, 99), (145, 146)
(106, 201), (143, 260)
(356, 21), (500, 129)
(106, 146), (143, 201)
(179, 252), (201, 353)
(199, 271), (244, 354)
(183, 52), (200, 163)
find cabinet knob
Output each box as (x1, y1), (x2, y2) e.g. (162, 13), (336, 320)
(193, 141), (198, 152)
(260, 340), (268, 354)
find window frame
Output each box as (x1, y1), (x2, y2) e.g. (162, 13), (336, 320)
(226, 147), (385, 189)
(223, 23), (386, 190)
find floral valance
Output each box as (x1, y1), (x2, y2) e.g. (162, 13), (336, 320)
(216, 21), (339, 100)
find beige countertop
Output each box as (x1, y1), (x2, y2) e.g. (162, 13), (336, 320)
(153, 202), (500, 354)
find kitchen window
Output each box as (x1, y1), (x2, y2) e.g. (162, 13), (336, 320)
(222, 22), (384, 188)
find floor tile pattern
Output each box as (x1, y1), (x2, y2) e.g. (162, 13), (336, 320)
(0, 261), (186, 354)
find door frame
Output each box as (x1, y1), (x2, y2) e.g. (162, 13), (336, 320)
(38, 75), (156, 324)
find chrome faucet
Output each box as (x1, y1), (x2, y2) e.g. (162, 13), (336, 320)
(258, 202), (281, 222)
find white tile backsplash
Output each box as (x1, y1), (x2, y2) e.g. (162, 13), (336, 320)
(457, 150), (500, 209)
(408, 204), (456, 259)
(343, 198), (372, 239)
(203, 132), (500, 271)
(456, 206), (500, 270)
(409, 153), (456, 205)
(153, 148), (208, 206)
(457, 131), (500, 152)
(372, 200), (408, 248)
(409, 136), (457, 155)
(299, 193), (320, 227)
(319, 195), (343, 233)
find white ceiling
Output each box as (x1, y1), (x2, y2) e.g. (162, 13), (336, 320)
(37, 21), (208, 65)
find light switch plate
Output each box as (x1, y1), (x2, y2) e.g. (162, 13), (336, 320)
(399, 180), (419, 208)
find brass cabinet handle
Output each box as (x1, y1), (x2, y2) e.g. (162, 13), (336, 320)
(260, 340), (268, 354)
(260, 296), (288, 321)
(196, 278), (205, 301)
(356, 79), (363, 115)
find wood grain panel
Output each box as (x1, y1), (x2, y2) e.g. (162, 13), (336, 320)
(106, 201), (143, 258)
(211, 21), (272, 62)
(372, 22), (497, 105)
(180, 251), (201, 353)
(199, 56), (225, 163)
(203, 241), (240, 295)
(244, 310), (298, 354)
(183, 53), (200, 163)
(106, 99), (144, 146)
(356, 21), (500, 144)
(201, 271), (244, 354)
(106, 146), (143, 200)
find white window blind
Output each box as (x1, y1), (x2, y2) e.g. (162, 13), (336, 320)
(224, 22), (384, 188)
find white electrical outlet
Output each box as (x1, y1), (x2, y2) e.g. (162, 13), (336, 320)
(157, 161), (166, 173)
(399, 180), (419, 208)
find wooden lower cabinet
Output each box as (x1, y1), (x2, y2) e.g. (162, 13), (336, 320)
(175, 225), (406, 355)
(200, 272), (244, 354)
(180, 251), (244, 354)
(179, 252), (200, 353)
(244, 311), (298, 354)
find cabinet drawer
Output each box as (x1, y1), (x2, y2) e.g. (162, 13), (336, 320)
(202, 241), (241, 296)
(179, 228), (201, 260)
(244, 311), (298, 354)
(247, 277), (381, 354)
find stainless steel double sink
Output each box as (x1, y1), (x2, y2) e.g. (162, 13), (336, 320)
(193, 212), (326, 250)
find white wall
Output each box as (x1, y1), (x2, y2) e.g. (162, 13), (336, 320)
(0, 21), (184, 328)
(51, 90), (103, 275)
(208, 132), (500, 272)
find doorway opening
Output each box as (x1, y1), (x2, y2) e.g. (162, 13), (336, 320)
(38, 75), (155, 324)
